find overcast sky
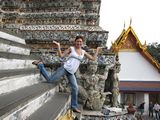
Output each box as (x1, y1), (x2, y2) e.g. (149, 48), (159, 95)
(99, 0), (160, 47)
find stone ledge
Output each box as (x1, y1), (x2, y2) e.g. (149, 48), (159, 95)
(0, 37), (30, 49)
(81, 110), (127, 119)
(0, 31), (25, 44)
(0, 83), (57, 119)
(0, 51), (40, 60)
(0, 68), (39, 79)
(0, 28), (23, 38)
(0, 43), (30, 55)
(20, 25), (105, 31)
(27, 93), (70, 120)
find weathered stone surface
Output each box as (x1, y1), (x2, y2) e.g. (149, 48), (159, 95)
(0, 58), (36, 70)
(0, 31), (25, 44)
(0, 83), (57, 120)
(0, 74), (40, 94)
(0, 43), (30, 55)
(0, 30), (70, 120)
(0, 0), (121, 118)
(1, 0), (108, 51)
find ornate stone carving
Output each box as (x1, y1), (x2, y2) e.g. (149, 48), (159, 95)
(104, 55), (121, 107)
(19, 25), (103, 31)
(20, 11), (81, 19)
(75, 61), (111, 110)
(1, 0), (104, 49)
(20, 30), (107, 48)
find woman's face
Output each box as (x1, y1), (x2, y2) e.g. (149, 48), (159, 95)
(75, 38), (83, 48)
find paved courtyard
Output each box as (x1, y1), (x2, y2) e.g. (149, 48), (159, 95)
(137, 114), (158, 120)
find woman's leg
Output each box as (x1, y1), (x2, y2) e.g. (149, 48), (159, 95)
(38, 64), (65, 83)
(66, 72), (78, 109)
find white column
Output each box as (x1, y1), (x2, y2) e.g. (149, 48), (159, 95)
(118, 93), (121, 104)
(144, 93), (149, 114)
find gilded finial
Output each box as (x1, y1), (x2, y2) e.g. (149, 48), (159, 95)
(144, 40), (147, 46)
(143, 40), (147, 50)
(130, 17), (132, 26)
(123, 20), (125, 30)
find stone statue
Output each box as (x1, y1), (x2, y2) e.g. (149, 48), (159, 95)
(103, 55), (121, 107)
(111, 55), (121, 107)
(76, 61), (111, 110)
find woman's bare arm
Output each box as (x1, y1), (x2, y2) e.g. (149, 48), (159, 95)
(84, 47), (102, 61)
(53, 41), (71, 57)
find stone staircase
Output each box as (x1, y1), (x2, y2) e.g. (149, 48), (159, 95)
(0, 30), (71, 120)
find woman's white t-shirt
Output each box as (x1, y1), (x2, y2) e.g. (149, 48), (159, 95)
(64, 46), (85, 74)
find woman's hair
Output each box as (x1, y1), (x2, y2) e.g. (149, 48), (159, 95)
(75, 36), (84, 41)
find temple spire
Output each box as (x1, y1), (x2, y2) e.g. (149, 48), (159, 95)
(123, 20), (125, 30)
(129, 17), (132, 26)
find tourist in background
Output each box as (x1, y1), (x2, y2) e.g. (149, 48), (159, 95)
(127, 103), (137, 120)
(127, 103), (136, 114)
(149, 101), (154, 117)
(138, 102), (145, 115)
(153, 102), (160, 119)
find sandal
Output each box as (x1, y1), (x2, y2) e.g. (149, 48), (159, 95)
(32, 60), (42, 65)
(72, 108), (81, 113)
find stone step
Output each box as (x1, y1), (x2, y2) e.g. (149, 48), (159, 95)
(0, 68), (39, 79)
(0, 58), (36, 70)
(0, 37), (30, 55)
(0, 52), (40, 70)
(74, 105), (83, 120)
(0, 31), (25, 45)
(0, 82), (58, 120)
(0, 51), (39, 60)
(0, 35), (28, 49)
(0, 73), (41, 95)
(27, 93), (70, 120)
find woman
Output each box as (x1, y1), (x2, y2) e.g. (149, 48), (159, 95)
(32, 36), (102, 113)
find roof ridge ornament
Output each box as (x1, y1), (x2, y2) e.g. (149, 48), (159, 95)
(123, 20), (125, 30)
(129, 17), (132, 26)
(143, 40), (147, 50)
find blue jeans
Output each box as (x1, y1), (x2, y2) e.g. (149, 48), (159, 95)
(37, 64), (78, 109)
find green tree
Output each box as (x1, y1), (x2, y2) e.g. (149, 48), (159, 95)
(147, 42), (160, 63)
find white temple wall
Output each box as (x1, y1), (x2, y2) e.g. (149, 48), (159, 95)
(118, 52), (160, 81)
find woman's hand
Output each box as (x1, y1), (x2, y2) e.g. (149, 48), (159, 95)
(96, 46), (103, 51)
(53, 41), (62, 57)
(53, 41), (60, 47)
(52, 40), (71, 57)
(84, 46), (103, 61)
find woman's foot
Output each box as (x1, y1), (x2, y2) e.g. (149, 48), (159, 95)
(32, 60), (42, 65)
(72, 108), (81, 113)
